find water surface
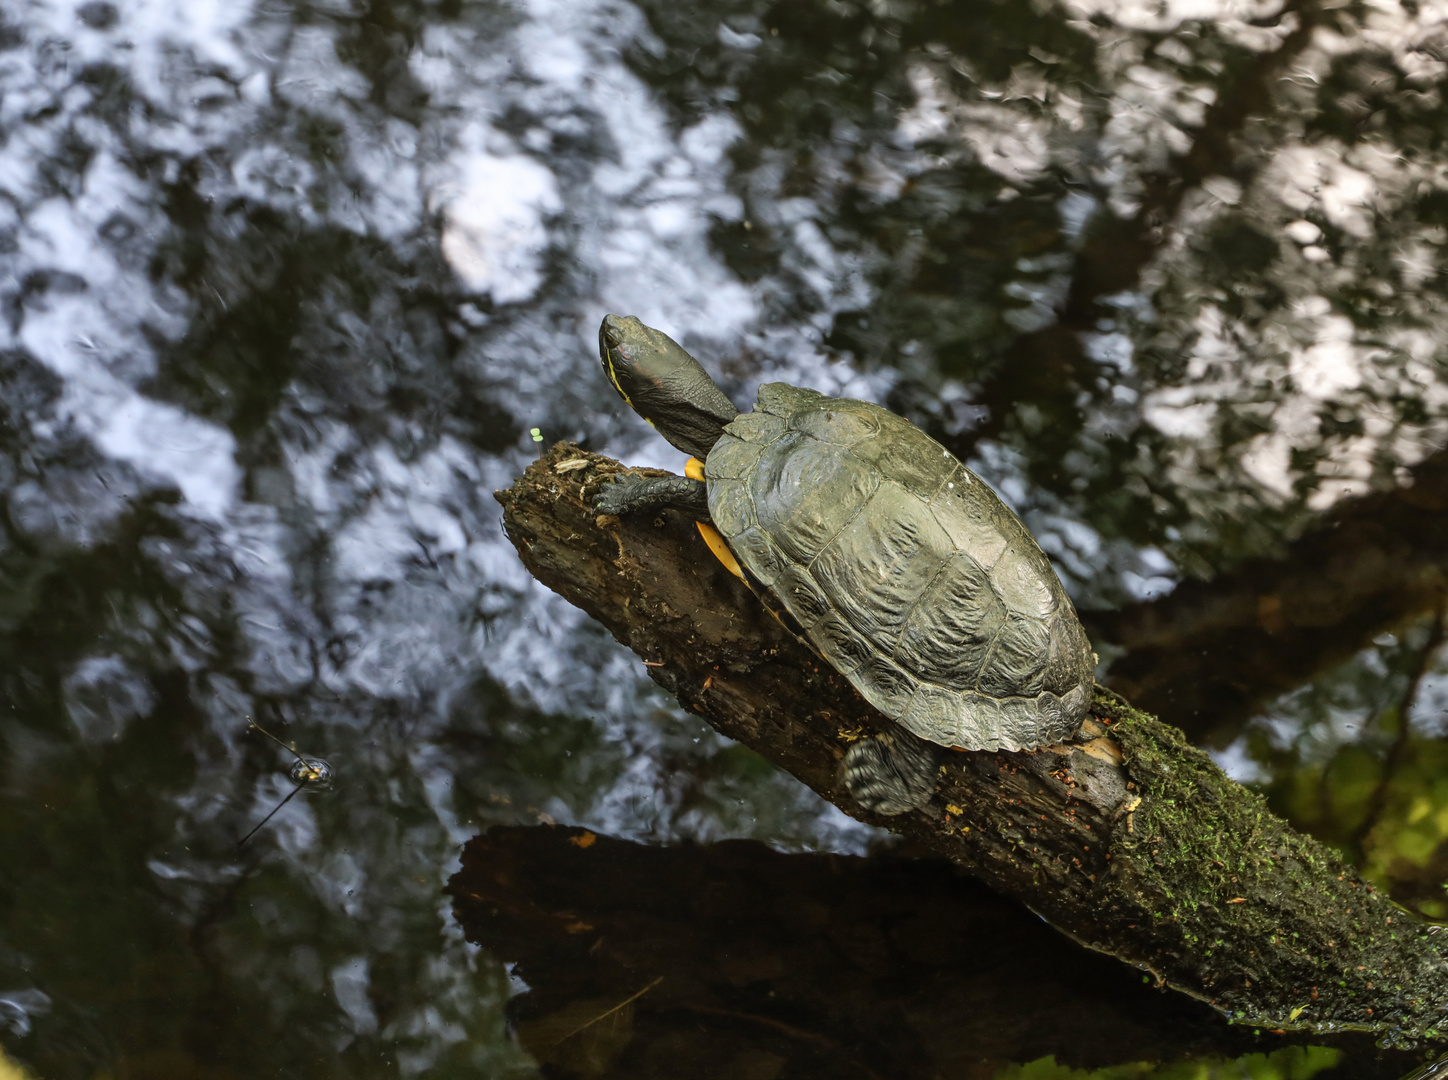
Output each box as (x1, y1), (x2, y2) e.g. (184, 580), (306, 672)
(4, 0), (1448, 1074)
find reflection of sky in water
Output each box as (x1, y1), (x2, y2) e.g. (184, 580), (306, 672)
(1, 0), (885, 1069)
(5, 0), (1448, 1070)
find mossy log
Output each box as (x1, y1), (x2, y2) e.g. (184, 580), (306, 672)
(497, 443), (1448, 1046)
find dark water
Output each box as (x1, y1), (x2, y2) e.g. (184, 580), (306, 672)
(3, 0), (1448, 1075)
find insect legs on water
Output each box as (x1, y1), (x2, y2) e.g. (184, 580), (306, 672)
(238, 717), (333, 849)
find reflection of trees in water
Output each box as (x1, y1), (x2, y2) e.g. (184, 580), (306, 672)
(636, 0), (1448, 570)
(1092, 444), (1448, 741)
(3, 0), (1448, 1072)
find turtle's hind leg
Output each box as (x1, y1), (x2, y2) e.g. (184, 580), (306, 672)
(594, 474), (709, 520)
(840, 724), (943, 816)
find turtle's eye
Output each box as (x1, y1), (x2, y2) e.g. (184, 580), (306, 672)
(600, 317), (627, 352)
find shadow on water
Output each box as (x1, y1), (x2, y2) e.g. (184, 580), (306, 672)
(449, 825), (1413, 1080)
(4, 0), (1448, 1073)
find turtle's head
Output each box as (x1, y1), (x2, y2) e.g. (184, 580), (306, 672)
(599, 314), (740, 459)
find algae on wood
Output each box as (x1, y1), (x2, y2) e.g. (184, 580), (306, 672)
(497, 443), (1448, 1045)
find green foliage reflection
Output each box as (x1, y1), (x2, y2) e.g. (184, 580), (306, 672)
(997, 1047), (1344, 1080)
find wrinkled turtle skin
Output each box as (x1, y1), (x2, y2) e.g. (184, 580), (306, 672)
(706, 382), (1094, 754)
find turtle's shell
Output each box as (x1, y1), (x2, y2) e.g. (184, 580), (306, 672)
(704, 383), (1094, 752)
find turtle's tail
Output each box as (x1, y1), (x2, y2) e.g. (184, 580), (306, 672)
(840, 725), (942, 816)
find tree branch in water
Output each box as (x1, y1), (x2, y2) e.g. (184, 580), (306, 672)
(1093, 445), (1448, 741)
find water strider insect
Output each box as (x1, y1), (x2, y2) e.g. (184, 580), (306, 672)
(238, 718), (334, 848)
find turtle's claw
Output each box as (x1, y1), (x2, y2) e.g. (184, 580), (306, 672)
(591, 473), (710, 519)
(592, 475), (649, 517)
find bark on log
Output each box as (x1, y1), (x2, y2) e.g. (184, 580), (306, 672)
(497, 442), (1448, 1046)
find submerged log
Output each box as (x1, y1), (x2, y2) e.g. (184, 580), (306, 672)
(449, 825), (1382, 1079)
(496, 442), (1448, 1045)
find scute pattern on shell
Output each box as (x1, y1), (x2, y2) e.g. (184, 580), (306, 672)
(706, 384), (1094, 752)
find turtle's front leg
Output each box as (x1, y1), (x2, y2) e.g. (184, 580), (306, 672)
(594, 474), (710, 521)
(840, 723), (943, 816)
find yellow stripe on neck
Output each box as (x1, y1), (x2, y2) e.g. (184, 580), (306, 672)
(605, 352), (656, 428)
(685, 457), (744, 581)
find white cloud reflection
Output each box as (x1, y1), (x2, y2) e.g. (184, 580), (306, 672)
(437, 151), (562, 303)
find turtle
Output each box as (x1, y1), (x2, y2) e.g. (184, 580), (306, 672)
(592, 314), (1096, 815)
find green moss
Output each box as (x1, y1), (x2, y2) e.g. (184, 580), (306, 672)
(1094, 687), (1448, 1041)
